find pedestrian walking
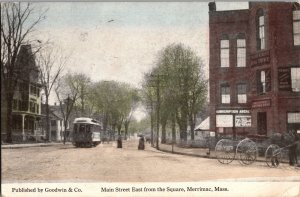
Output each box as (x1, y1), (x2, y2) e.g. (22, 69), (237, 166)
(138, 137), (145, 150)
(117, 135), (122, 148)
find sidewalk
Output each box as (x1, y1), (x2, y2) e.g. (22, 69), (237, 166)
(158, 143), (291, 163)
(1, 142), (72, 149)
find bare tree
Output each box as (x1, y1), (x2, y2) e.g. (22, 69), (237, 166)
(37, 45), (67, 141)
(55, 74), (80, 144)
(55, 73), (92, 143)
(1, 2), (47, 142)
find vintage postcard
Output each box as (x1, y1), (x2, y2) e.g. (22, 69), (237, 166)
(1, 1), (300, 197)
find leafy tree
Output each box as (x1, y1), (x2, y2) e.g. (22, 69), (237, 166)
(143, 43), (207, 143)
(92, 80), (139, 139)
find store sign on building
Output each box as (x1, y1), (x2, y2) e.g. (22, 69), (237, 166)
(235, 115), (251, 127)
(250, 50), (270, 67)
(216, 109), (250, 114)
(252, 99), (271, 108)
(278, 67), (291, 90)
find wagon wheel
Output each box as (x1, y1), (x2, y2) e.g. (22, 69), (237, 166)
(265, 144), (281, 168)
(215, 139), (236, 164)
(236, 138), (257, 165)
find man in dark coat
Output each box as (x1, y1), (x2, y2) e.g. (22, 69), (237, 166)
(288, 130), (299, 166)
(138, 137), (145, 150)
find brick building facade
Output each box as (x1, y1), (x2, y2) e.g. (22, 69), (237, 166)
(208, 2), (300, 137)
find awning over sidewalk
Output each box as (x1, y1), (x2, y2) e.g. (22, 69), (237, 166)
(195, 117), (210, 131)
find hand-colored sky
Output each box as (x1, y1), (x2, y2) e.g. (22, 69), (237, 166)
(31, 2), (248, 114)
(33, 2), (248, 85)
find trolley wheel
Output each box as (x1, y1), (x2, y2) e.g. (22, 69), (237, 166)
(215, 139), (236, 164)
(265, 144), (281, 168)
(236, 138), (257, 165)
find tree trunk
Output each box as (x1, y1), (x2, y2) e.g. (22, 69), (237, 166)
(161, 119), (167, 144)
(117, 124), (122, 136)
(189, 116), (195, 141)
(150, 103), (154, 147)
(6, 99), (13, 143)
(45, 96), (50, 141)
(5, 79), (16, 143)
(124, 122), (129, 140)
(63, 120), (67, 144)
(171, 113), (176, 143)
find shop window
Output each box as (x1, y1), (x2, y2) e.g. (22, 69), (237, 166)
(293, 10), (300, 46)
(237, 35), (246, 67)
(257, 9), (265, 50)
(237, 84), (247, 103)
(216, 115), (233, 127)
(221, 84), (230, 104)
(291, 67), (300, 92)
(220, 36), (229, 67)
(288, 112), (300, 123)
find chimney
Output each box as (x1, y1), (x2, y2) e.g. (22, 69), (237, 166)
(208, 2), (216, 12)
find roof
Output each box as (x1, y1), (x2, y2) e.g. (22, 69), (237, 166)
(195, 117), (210, 131)
(73, 117), (101, 126)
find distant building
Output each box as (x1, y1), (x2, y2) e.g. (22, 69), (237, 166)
(1, 45), (44, 141)
(47, 104), (69, 141)
(208, 2), (300, 137)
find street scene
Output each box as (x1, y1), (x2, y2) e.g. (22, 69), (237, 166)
(1, 1), (300, 197)
(2, 140), (299, 183)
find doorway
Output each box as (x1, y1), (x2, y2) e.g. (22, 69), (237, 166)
(257, 112), (267, 135)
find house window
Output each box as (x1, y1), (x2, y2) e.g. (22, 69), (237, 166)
(36, 104), (39, 114)
(257, 69), (271, 95)
(30, 101), (35, 113)
(237, 84), (247, 103)
(221, 84), (230, 104)
(291, 67), (300, 92)
(293, 10), (300, 46)
(13, 99), (18, 110)
(51, 120), (57, 127)
(261, 70), (266, 93)
(220, 39), (229, 67)
(257, 9), (265, 50)
(237, 38), (246, 67)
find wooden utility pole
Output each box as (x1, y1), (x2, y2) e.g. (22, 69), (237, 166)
(156, 74), (160, 150)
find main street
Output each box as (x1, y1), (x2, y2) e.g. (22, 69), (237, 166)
(2, 140), (299, 183)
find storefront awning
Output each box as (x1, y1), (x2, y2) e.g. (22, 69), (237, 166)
(195, 117), (210, 131)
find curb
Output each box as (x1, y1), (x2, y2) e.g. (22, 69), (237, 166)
(1, 142), (72, 149)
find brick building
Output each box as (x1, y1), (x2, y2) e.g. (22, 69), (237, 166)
(208, 2), (300, 138)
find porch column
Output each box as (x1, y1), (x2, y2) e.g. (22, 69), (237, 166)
(22, 114), (26, 141)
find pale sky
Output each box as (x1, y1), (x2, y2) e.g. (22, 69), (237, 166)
(31, 2), (249, 114)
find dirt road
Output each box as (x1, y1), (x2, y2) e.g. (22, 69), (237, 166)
(2, 140), (300, 182)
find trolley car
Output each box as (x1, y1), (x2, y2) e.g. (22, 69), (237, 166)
(72, 117), (102, 147)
